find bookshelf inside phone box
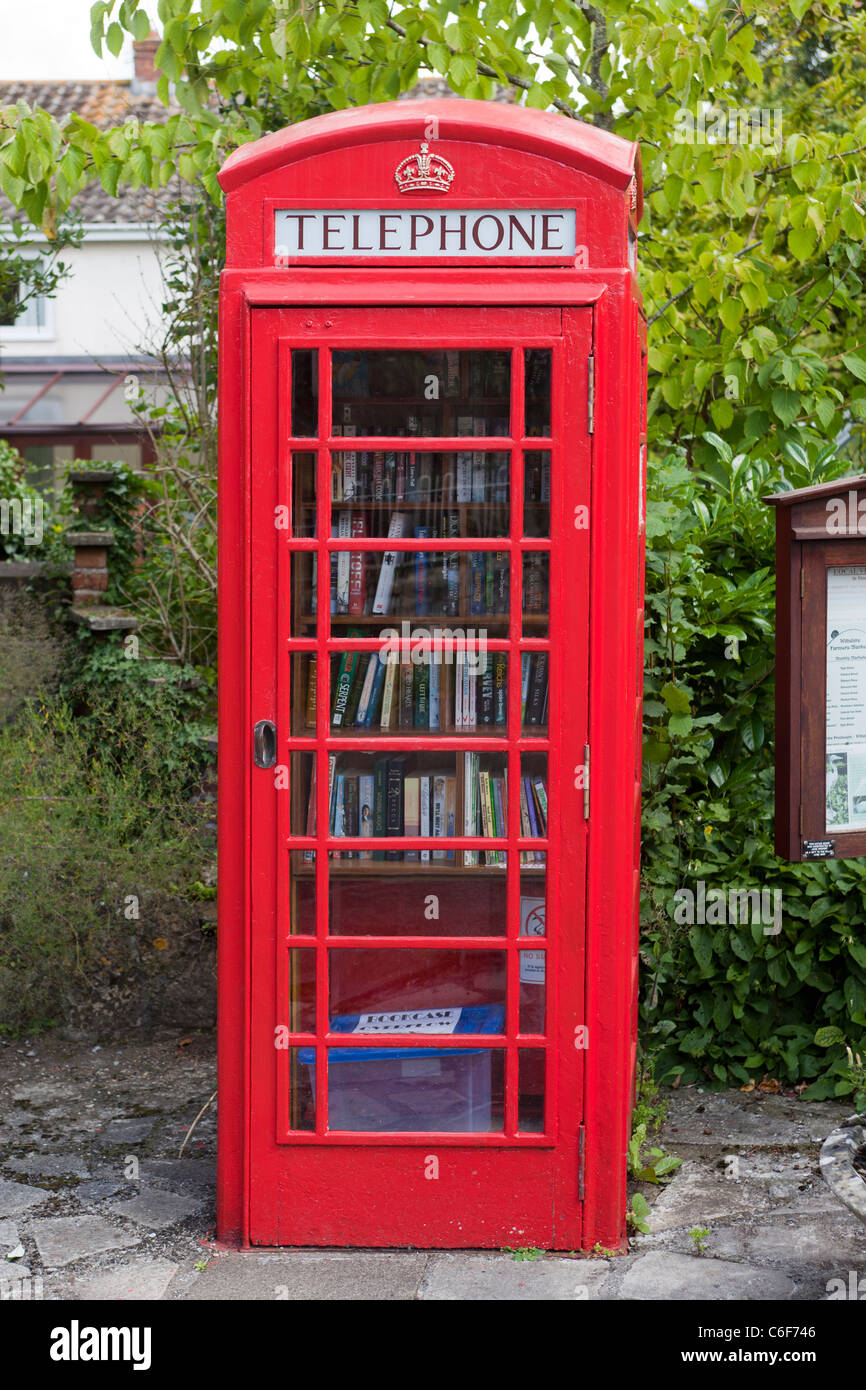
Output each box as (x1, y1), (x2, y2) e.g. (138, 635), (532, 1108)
(217, 98), (646, 1251)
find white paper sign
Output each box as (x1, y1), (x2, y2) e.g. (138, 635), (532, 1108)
(352, 1008), (461, 1034)
(519, 896), (546, 985)
(825, 566), (866, 830)
(274, 208), (576, 260)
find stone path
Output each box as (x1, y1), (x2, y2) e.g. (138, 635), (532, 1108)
(0, 1032), (862, 1300)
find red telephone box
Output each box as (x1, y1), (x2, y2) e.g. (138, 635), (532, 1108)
(217, 99), (646, 1251)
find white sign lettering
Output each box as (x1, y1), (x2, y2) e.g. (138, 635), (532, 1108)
(274, 208), (576, 260)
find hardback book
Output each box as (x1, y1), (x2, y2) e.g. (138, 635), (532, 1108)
(372, 757), (389, 862)
(305, 657), (317, 729)
(359, 773), (375, 860)
(472, 416), (487, 503)
(385, 756), (408, 861)
(348, 511), (368, 615)
(445, 512), (460, 615)
(429, 659), (441, 731)
(445, 775), (456, 862)
(379, 659), (398, 730)
(414, 661), (430, 728)
(520, 652), (532, 724)
(372, 513), (408, 614)
(404, 775), (421, 863)
(419, 773), (431, 863)
(344, 652), (370, 727)
(456, 415), (473, 502)
(335, 510), (352, 613)
(358, 652), (386, 727)
(463, 751), (478, 866)
(414, 526), (430, 615)
(303, 759), (317, 863)
(526, 651), (549, 726)
(399, 660), (414, 729)
(432, 774), (448, 862)
(344, 774), (359, 860)
(342, 422), (357, 502)
(331, 639), (363, 727)
(355, 652), (380, 727)
(493, 652), (507, 725)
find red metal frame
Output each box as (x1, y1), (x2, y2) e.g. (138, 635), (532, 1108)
(217, 99), (644, 1251)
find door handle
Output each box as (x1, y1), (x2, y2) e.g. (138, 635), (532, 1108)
(253, 719), (277, 769)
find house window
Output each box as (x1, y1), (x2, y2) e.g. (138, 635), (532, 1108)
(0, 271), (55, 341)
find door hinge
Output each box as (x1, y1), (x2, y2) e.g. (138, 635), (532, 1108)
(587, 356), (595, 435)
(799, 804), (803, 836)
(583, 744), (590, 819)
(800, 566), (805, 599)
(578, 1122), (586, 1201)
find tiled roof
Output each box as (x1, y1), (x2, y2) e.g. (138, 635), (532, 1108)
(0, 79), (179, 225)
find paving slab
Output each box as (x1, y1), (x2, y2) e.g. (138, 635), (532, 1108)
(183, 1251), (429, 1300)
(0, 1219), (20, 1251)
(619, 1252), (796, 1300)
(708, 1213), (866, 1268)
(419, 1253), (611, 1300)
(661, 1090), (851, 1150)
(0, 1177), (51, 1218)
(640, 1159), (775, 1235)
(30, 1215), (140, 1268)
(98, 1119), (155, 1145)
(108, 1190), (202, 1230)
(139, 1159), (216, 1195)
(4, 1154), (90, 1180)
(65, 1259), (179, 1301)
(75, 1180), (125, 1204)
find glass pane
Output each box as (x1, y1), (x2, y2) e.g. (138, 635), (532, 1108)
(329, 545), (509, 626)
(523, 450), (550, 537)
(325, 647), (506, 736)
(329, 870), (508, 936)
(291, 451), (316, 536)
(290, 553), (317, 636)
(825, 566), (866, 832)
(288, 851), (316, 929)
(328, 949), (506, 1020)
(290, 752), (317, 836)
(291, 348), (317, 436)
(520, 850), (547, 895)
(522, 551), (549, 635)
(524, 348), (551, 437)
(518, 1049), (545, 1133)
(331, 349), (510, 436)
(321, 751), (507, 864)
(520, 754), (548, 855)
(321, 1045), (504, 1133)
(520, 651), (549, 735)
(288, 949), (316, 1032)
(329, 452), (510, 535)
(292, 654), (318, 736)
(287, 1048), (316, 1132)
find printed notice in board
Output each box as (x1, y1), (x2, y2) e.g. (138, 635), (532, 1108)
(353, 1008), (461, 1034)
(825, 567), (866, 831)
(519, 896), (546, 985)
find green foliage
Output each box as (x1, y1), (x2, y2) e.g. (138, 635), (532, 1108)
(628, 1121), (682, 1185)
(642, 434), (866, 1092)
(0, 687), (211, 1033)
(689, 1226), (710, 1255)
(626, 1193), (651, 1235)
(0, 440), (49, 561)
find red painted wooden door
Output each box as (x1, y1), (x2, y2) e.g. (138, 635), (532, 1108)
(247, 304), (591, 1247)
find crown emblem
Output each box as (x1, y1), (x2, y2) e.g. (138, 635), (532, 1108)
(394, 142), (455, 195)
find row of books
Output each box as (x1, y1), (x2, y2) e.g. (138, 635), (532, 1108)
(330, 443), (512, 506)
(304, 650), (549, 731)
(310, 513), (547, 619)
(303, 753), (548, 866)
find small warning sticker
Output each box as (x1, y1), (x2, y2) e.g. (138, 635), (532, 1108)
(802, 839), (836, 859)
